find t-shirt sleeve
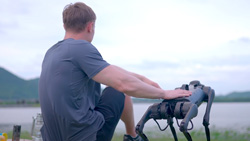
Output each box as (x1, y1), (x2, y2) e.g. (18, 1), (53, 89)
(71, 42), (110, 78)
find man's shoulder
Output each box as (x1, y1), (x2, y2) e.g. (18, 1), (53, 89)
(64, 39), (96, 51)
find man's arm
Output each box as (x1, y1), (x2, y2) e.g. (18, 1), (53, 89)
(92, 65), (191, 99)
(111, 65), (162, 89)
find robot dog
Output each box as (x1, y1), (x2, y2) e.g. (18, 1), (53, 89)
(136, 80), (215, 141)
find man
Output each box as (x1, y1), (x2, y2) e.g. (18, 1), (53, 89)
(39, 2), (192, 141)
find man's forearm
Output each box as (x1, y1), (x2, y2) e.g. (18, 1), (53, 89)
(112, 65), (160, 88)
(118, 74), (165, 99)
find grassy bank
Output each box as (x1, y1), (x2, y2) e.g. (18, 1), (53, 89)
(112, 128), (250, 141)
(6, 131), (32, 140)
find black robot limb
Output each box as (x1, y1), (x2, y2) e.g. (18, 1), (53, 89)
(135, 80), (215, 141)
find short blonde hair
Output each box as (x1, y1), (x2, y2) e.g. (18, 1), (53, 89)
(63, 2), (96, 33)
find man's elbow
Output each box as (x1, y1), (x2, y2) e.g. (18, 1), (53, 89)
(113, 81), (136, 95)
(113, 82), (126, 93)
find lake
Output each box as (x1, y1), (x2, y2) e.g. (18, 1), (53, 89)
(0, 102), (250, 133)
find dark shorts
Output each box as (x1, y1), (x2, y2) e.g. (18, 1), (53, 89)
(95, 87), (125, 141)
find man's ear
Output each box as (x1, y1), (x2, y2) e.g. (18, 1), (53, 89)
(63, 24), (66, 30)
(86, 22), (94, 33)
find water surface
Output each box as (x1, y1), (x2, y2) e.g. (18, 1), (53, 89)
(0, 103), (249, 132)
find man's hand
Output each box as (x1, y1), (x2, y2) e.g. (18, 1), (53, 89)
(163, 89), (192, 99)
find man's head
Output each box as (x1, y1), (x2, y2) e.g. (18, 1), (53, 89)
(63, 2), (96, 41)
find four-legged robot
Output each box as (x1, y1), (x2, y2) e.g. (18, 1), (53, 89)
(136, 80), (215, 141)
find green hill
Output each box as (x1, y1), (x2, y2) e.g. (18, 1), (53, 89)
(132, 91), (250, 103)
(0, 67), (39, 100)
(214, 91), (250, 102)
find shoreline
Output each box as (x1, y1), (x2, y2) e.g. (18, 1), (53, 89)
(1, 123), (250, 134)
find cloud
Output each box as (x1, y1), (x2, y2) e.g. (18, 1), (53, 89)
(238, 37), (250, 43)
(111, 37), (250, 94)
(0, 0), (250, 94)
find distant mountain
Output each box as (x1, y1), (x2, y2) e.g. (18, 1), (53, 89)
(0, 67), (39, 100)
(132, 91), (250, 103)
(214, 91), (250, 102)
(0, 67), (250, 102)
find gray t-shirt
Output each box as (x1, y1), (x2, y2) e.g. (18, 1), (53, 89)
(39, 38), (110, 141)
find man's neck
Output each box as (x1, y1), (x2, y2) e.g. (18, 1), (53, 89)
(64, 32), (83, 40)
(64, 31), (92, 42)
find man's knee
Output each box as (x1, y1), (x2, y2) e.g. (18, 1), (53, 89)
(97, 87), (125, 116)
(102, 87), (125, 102)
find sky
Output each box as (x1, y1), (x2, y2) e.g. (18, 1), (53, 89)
(0, 0), (250, 95)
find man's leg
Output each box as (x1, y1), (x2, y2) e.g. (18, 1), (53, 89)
(121, 96), (144, 141)
(121, 95), (137, 137)
(95, 87), (125, 141)
(96, 87), (142, 141)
